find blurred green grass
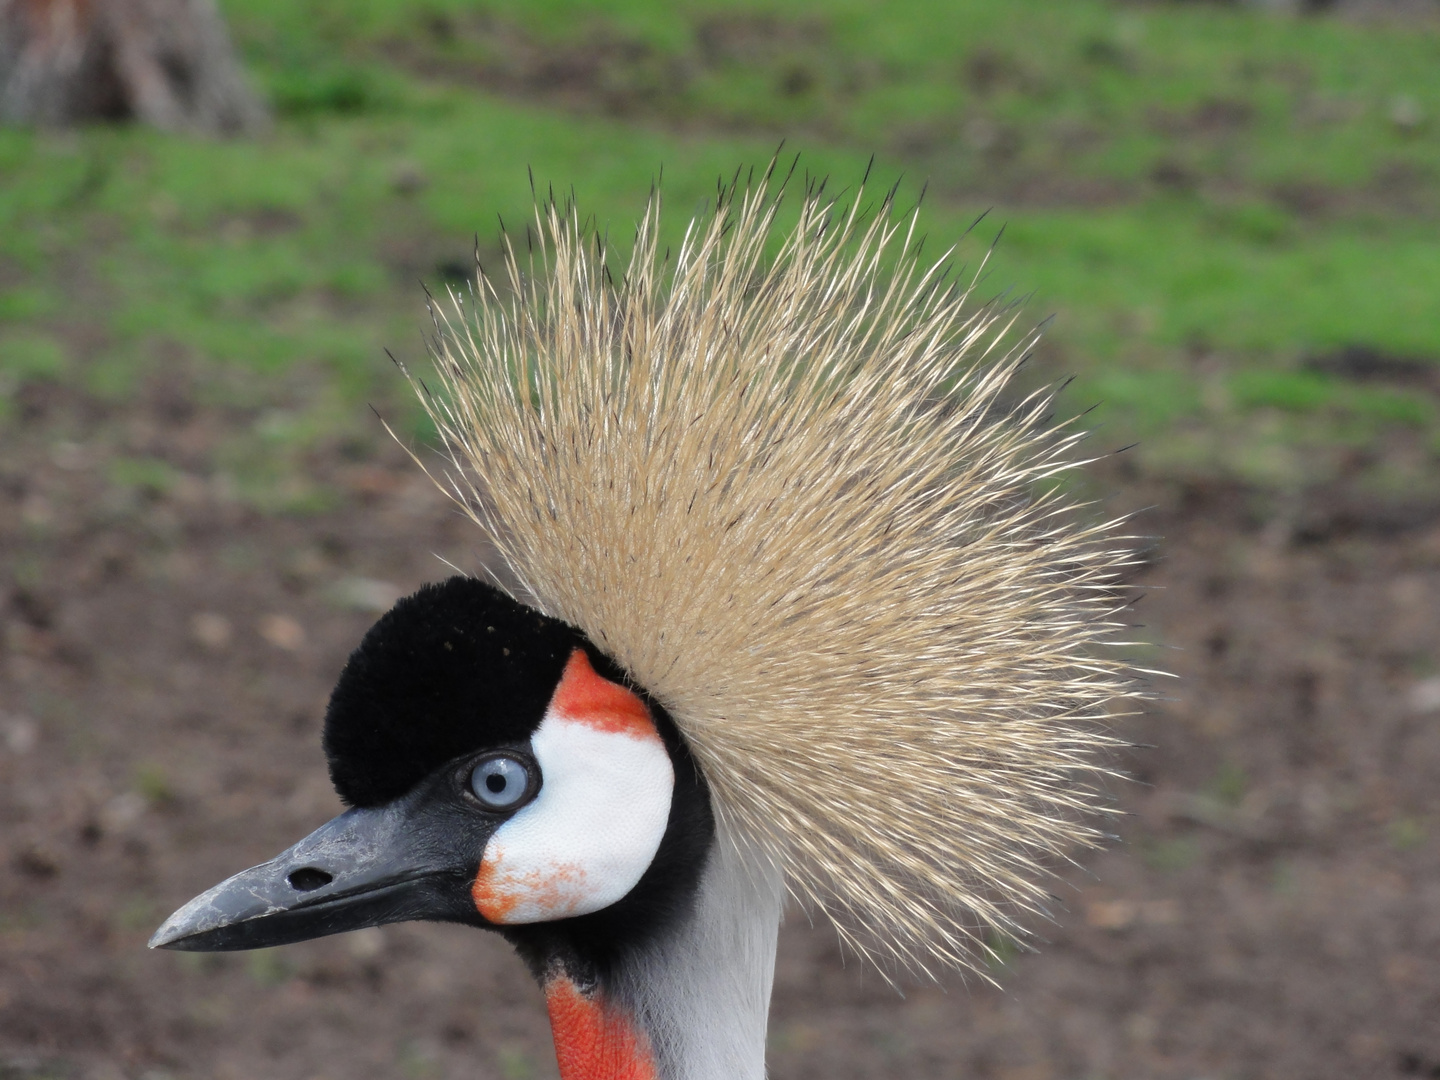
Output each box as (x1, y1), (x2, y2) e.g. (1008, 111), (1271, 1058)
(1, 0), (1437, 502)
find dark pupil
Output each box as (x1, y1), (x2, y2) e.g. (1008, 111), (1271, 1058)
(486, 772), (508, 794)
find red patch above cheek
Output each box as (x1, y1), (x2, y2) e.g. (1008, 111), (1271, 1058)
(545, 976), (658, 1080)
(549, 649), (656, 737)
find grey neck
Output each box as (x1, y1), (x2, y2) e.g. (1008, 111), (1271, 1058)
(610, 829), (785, 1080)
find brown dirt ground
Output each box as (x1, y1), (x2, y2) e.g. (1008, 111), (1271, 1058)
(2, 377), (1438, 1080)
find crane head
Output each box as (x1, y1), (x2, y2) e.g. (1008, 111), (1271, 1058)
(144, 172), (1145, 1080)
(150, 174), (1142, 1036)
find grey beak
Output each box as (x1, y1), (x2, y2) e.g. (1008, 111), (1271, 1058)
(150, 790), (489, 952)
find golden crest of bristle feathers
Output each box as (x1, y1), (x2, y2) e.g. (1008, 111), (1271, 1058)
(410, 167), (1140, 976)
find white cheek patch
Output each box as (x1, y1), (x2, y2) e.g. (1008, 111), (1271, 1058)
(472, 703), (674, 924)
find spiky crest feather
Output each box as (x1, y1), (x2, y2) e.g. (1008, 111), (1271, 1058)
(408, 166), (1139, 976)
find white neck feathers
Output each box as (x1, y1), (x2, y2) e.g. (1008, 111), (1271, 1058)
(610, 830), (784, 1080)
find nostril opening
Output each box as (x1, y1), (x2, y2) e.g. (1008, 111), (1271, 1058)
(287, 867), (333, 891)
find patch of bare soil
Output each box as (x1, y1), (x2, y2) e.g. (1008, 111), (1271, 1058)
(382, 11), (695, 120)
(1153, 0), (1439, 20)
(2, 380), (1438, 1080)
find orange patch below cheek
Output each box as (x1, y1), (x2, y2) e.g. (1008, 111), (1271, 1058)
(544, 976), (658, 1080)
(550, 650), (656, 737)
(472, 858), (519, 922)
(472, 853), (591, 923)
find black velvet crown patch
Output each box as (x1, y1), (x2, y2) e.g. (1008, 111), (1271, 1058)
(322, 577), (586, 807)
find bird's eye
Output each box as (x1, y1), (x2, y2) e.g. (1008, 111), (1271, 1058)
(469, 755), (533, 810)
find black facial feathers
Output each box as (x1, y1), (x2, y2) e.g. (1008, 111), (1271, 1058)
(321, 574), (719, 980)
(323, 577), (585, 807)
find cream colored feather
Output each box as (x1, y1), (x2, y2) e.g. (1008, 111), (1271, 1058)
(410, 167), (1139, 976)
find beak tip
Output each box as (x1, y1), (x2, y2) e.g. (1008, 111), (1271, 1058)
(148, 917), (186, 950)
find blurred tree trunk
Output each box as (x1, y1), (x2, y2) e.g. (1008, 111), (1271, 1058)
(0, 0), (267, 135)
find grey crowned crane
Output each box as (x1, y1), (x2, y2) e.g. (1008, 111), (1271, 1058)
(151, 170), (1138, 1080)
